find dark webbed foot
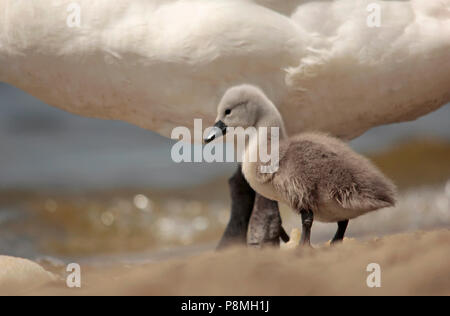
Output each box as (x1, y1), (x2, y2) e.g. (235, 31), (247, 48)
(331, 220), (349, 245)
(216, 166), (255, 250)
(300, 209), (314, 247)
(247, 194), (289, 247)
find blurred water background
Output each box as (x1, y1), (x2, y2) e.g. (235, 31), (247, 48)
(0, 82), (449, 266)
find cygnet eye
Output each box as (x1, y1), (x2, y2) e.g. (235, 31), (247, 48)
(225, 109), (232, 116)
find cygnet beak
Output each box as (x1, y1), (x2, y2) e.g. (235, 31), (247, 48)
(204, 121), (228, 144)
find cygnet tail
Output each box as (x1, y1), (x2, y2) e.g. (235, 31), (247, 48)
(332, 177), (397, 211)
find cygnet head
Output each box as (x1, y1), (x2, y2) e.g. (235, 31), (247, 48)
(204, 85), (286, 143)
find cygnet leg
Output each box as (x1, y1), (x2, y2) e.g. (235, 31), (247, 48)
(247, 194), (289, 247)
(217, 165), (255, 250)
(300, 209), (314, 247)
(331, 220), (349, 245)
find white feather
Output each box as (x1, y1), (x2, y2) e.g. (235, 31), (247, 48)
(0, 0), (449, 139)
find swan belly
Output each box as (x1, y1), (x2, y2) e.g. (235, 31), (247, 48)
(244, 176), (375, 223)
(314, 198), (375, 223)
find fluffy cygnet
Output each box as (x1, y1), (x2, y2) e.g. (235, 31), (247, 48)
(205, 85), (396, 246)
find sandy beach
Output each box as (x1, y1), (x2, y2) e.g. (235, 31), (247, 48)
(17, 229), (448, 296)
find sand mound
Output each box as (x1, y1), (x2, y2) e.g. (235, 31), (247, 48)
(30, 229), (450, 296)
(0, 256), (57, 295)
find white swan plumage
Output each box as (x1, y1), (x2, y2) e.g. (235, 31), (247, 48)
(0, 0), (449, 139)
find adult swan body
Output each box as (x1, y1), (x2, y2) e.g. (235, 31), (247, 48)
(1, 0), (449, 139)
(1, 0), (449, 246)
